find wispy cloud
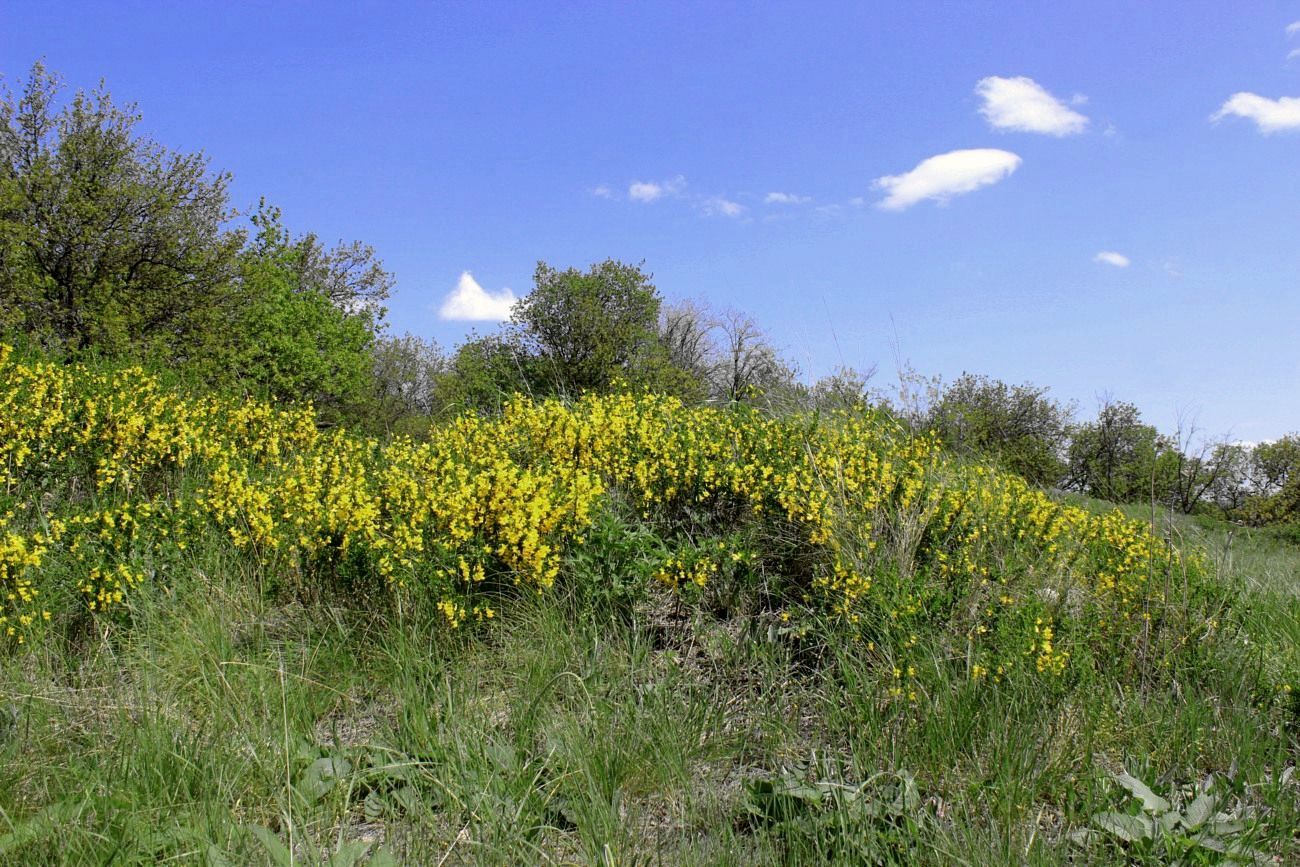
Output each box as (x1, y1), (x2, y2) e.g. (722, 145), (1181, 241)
(438, 272), (518, 322)
(702, 196), (745, 218)
(1287, 20), (1300, 37)
(976, 76), (1089, 136)
(1212, 93), (1300, 133)
(1094, 251), (1130, 268)
(590, 184), (613, 199)
(764, 192), (811, 204)
(627, 175), (686, 203)
(874, 148), (1021, 211)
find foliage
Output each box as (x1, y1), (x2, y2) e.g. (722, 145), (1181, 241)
(1244, 435), (1300, 524)
(1065, 399), (1173, 503)
(0, 344), (1223, 698)
(368, 331), (445, 434)
(929, 373), (1072, 486)
(0, 63), (242, 358)
(744, 761), (931, 864)
(198, 202), (380, 425)
(511, 259), (668, 396)
(1072, 770), (1269, 864)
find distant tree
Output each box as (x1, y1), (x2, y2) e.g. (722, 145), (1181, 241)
(1244, 435), (1300, 524)
(0, 62), (241, 356)
(438, 332), (534, 416)
(710, 309), (794, 404)
(929, 373), (1073, 486)
(1064, 399), (1172, 503)
(193, 203), (377, 424)
(512, 259), (663, 395)
(810, 364), (877, 411)
(369, 332), (445, 433)
(1205, 442), (1253, 515)
(290, 232), (392, 321)
(1160, 416), (1239, 515)
(659, 300), (716, 384)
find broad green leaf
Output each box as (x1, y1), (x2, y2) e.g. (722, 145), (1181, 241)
(246, 825), (292, 867)
(367, 847), (400, 867)
(325, 839), (371, 867)
(298, 756), (353, 803)
(1204, 819), (1246, 836)
(1114, 771), (1171, 813)
(1094, 811), (1154, 842)
(1181, 790), (1218, 830)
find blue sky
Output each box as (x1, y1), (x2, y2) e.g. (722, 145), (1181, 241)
(3, 1), (1298, 439)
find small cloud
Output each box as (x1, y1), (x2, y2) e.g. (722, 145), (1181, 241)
(1163, 259), (1183, 278)
(1288, 48), (1300, 63)
(591, 184), (613, 199)
(628, 175), (686, 203)
(976, 76), (1089, 136)
(848, 196), (866, 207)
(1094, 251), (1130, 268)
(438, 272), (518, 322)
(764, 192), (811, 204)
(1212, 92), (1300, 133)
(702, 196), (745, 218)
(1287, 20), (1300, 37)
(874, 148), (1022, 211)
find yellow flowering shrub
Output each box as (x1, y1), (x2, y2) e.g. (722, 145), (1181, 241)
(0, 345), (1220, 687)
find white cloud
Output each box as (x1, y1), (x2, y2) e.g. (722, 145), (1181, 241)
(1287, 20), (1300, 37)
(1094, 251), (1130, 268)
(764, 192), (811, 204)
(591, 184), (613, 199)
(702, 196), (745, 217)
(627, 175), (685, 202)
(976, 76), (1089, 136)
(1212, 92), (1300, 133)
(873, 148), (1021, 211)
(438, 272), (518, 322)
(1288, 48), (1300, 63)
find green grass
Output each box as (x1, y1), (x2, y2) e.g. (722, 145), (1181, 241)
(1, 504), (1297, 864)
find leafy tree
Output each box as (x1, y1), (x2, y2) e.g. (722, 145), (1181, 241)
(929, 374), (1073, 486)
(1204, 442), (1253, 515)
(191, 203), (378, 425)
(1244, 435), (1300, 524)
(369, 332), (445, 433)
(438, 332), (534, 416)
(0, 62), (241, 356)
(810, 364), (877, 412)
(1065, 400), (1172, 503)
(511, 259), (664, 396)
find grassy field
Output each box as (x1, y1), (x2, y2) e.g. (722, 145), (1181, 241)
(1, 353), (1297, 865)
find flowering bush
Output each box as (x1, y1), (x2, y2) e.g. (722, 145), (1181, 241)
(0, 345), (1218, 686)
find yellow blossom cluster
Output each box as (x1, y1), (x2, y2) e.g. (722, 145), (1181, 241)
(0, 346), (1212, 683)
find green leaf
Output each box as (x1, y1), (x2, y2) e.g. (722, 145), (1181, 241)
(297, 756), (353, 803)
(0, 800), (85, 856)
(1204, 819), (1246, 836)
(246, 825), (292, 867)
(1093, 811), (1154, 842)
(204, 844), (233, 867)
(366, 846), (400, 867)
(325, 840), (372, 867)
(1113, 771), (1171, 813)
(1181, 790), (1218, 830)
